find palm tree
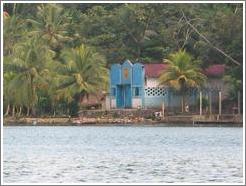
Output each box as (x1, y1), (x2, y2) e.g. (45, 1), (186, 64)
(6, 73), (33, 117)
(3, 71), (16, 116)
(55, 44), (109, 109)
(3, 13), (26, 56)
(159, 49), (207, 113)
(41, 70), (63, 116)
(3, 11), (30, 117)
(26, 4), (72, 49)
(4, 37), (55, 116)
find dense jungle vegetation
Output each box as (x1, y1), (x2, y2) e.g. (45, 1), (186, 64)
(3, 3), (243, 117)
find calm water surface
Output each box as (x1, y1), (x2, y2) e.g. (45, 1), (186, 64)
(3, 126), (243, 183)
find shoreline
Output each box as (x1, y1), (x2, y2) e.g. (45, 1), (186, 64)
(3, 116), (243, 127)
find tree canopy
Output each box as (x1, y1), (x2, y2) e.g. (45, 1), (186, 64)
(3, 3), (243, 116)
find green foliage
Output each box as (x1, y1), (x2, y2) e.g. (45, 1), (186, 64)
(159, 50), (207, 112)
(3, 3), (243, 116)
(3, 14), (26, 55)
(159, 49), (207, 90)
(68, 100), (79, 117)
(55, 44), (109, 108)
(224, 73), (242, 101)
(4, 37), (55, 115)
(196, 97), (209, 109)
(26, 4), (73, 50)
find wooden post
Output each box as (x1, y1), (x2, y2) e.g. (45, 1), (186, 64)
(238, 91), (240, 115)
(181, 96), (184, 113)
(209, 91), (212, 115)
(200, 91), (202, 116)
(219, 91), (222, 116)
(162, 101), (165, 119)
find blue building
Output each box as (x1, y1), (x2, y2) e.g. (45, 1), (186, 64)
(110, 60), (171, 109)
(110, 60), (143, 108)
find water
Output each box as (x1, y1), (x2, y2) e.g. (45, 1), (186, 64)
(3, 126), (243, 183)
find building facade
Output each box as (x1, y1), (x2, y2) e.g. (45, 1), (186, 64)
(110, 60), (145, 109)
(109, 60), (227, 111)
(110, 60), (175, 109)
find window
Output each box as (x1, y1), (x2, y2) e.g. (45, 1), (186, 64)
(133, 87), (141, 96)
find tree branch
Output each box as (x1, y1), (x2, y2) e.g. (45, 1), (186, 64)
(181, 10), (241, 66)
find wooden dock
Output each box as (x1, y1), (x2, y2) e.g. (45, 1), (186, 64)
(191, 114), (243, 126)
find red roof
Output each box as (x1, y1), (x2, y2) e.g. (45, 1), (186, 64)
(144, 63), (225, 78)
(144, 64), (168, 78)
(204, 64), (225, 77)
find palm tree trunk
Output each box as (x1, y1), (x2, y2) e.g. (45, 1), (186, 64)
(4, 104), (10, 116)
(53, 106), (56, 117)
(31, 107), (35, 116)
(181, 86), (186, 113)
(12, 105), (16, 117)
(27, 107), (30, 116)
(13, 3), (17, 14)
(181, 89), (186, 113)
(79, 93), (85, 109)
(30, 75), (36, 116)
(181, 95), (184, 113)
(18, 106), (22, 117)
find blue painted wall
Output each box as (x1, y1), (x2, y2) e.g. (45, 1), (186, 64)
(110, 60), (143, 108)
(132, 63), (143, 86)
(121, 60), (132, 85)
(124, 85), (132, 108)
(110, 64), (121, 86)
(116, 85), (123, 108)
(132, 63), (145, 107)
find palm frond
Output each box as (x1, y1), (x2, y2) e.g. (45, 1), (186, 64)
(159, 49), (207, 90)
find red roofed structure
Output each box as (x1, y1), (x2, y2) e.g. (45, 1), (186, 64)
(144, 64), (168, 78)
(144, 63), (225, 78)
(203, 64), (225, 77)
(109, 60), (230, 110)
